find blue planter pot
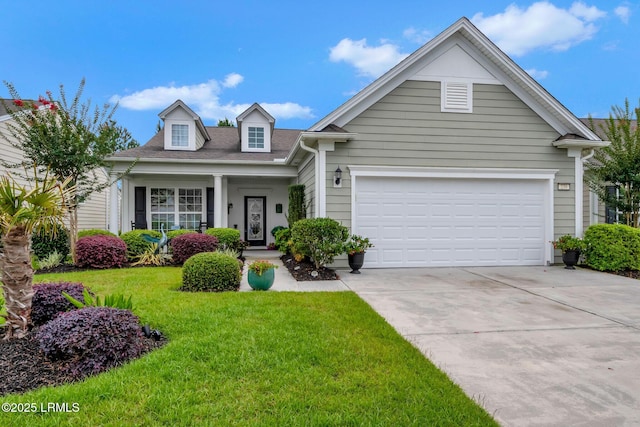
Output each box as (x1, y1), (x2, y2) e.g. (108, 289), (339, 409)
(248, 268), (275, 290)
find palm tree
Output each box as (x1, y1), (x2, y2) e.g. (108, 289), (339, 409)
(0, 169), (73, 339)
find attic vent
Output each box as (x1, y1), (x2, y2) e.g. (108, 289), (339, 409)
(441, 81), (472, 113)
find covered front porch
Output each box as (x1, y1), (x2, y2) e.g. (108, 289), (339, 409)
(109, 167), (296, 247)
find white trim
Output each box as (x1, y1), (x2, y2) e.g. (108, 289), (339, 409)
(109, 175), (119, 233)
(441, 81), (473, 113)
(213, 175), (223, 228)
(349, 165), (557, 266)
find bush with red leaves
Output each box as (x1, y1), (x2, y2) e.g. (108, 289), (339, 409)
(75, 235), (127, 269)
(36, 307), (145, 379)
(31, 282), (91, 326)
(170, 233), (218, 265)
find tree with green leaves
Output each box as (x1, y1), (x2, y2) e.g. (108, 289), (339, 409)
(0, 169), (74, 339)
(0, 78), (138, 260)
(586, 99), (640, 228)
(217, 118), (235, 127)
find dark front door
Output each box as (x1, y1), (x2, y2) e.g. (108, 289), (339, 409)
(245, 196), (266, 246)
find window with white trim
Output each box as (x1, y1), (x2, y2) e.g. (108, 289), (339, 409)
(150, 188), (202, 230)
(171, 124), (189, 147)
(248, 126), (265, 149)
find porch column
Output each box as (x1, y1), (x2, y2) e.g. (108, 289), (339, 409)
(213, 174), (223, 228)
(108, 174), (119, 234)
(221, 176), (229, 227)
(317, 141), (336, 218)
(567, 148), (583, 237)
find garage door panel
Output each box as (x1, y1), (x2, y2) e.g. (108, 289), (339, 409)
(355, 176), (548, 267)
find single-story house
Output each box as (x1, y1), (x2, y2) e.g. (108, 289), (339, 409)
(0, 101), (112, 231)
(107, 17), (609, 268)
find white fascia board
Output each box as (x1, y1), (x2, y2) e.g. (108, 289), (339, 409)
(347, 165), (558, 180)
(552, 140), (610, 150)
(284, 131), (357, 164)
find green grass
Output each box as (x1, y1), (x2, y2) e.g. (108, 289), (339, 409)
(1, 268), (497, 426)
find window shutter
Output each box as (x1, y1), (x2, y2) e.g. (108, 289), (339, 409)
(442, 82), (472, 113)
(206, 187), (215, 228)
(134, 187), (147, 229)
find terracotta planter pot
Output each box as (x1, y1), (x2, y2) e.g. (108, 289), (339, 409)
(248, 268), (275, 290)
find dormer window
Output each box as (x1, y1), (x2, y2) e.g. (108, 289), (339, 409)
(248, 127), (265, 149)
(171, 124), (189, 147)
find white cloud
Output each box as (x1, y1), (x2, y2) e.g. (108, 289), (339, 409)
(329, 38), (409, 78)
(472, 1), (607, 56)
(614, 5), (631, 24)
(110, 76), (314, 122)
(526, 68), (549, 80)
(222, 73), (243, 88)
(403, 27), (432, 44)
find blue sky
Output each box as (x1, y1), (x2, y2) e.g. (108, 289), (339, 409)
(2, 1), (638, 144)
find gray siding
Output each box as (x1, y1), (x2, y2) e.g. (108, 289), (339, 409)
(297, 154), (315, 218)
(326, 80), (575, 262)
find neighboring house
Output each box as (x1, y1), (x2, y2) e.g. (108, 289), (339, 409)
(108, 17), (608, 268)
(0, 101), (111, 231)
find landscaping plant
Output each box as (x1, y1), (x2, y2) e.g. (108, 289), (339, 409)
(31, 282), (89, 326)
(181, 252), (241, 292)
(291, 218), (349, 269)
(31, 223), (70, 261)
(248, 259), (278, 276)
(75, 235), (127, 269)
(204, 227), (240, 250)
(170, 233), (218, 264)
(77, 229), (116, 239)
(287, 184), (306, 227)
(63, 288), (133, 311)
(120, 229), (161, 262)
(583, 224), (640, 271)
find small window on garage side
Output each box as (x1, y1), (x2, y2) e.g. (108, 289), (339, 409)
(441, 81), (473, 113)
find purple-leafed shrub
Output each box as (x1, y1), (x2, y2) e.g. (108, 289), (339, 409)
(76, 235), (127, 269)
(31, 282), (90, 326)
(170, 233), (219, 265)
(36, 307), (145, 379)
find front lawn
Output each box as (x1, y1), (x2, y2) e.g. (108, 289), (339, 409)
(1, 267), (497, 426)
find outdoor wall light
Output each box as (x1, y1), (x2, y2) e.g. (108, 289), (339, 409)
(228, 203), (233, 209)
(334, 166), (342, 188)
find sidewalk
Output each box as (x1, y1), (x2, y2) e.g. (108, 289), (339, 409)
(240, 250), (349, 292)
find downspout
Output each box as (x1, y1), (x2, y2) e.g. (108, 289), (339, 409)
(299, 139), (319, 218)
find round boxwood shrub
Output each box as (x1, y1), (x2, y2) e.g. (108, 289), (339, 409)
(583, 224), (640, 271)
(205, 227), (240, 250)
(31, 224), (70, 261)
(36, 307), (146, 379)
(31, 282), (91, 326)
(181, 252), (241, 292)
(76, 235), (127, 269)
(291, 217), (349, 269)
(77, 229), (116, 239)
(170, 233), (219, 265)
(120, 229), (162, 261)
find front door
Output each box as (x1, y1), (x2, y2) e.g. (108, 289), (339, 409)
(245, 196), (266, 246)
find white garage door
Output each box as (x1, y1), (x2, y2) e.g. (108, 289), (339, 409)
(354, 176), (548, 267)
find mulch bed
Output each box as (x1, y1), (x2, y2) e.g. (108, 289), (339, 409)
(0, 326), (166, 396)
(280, 254), (339, 281)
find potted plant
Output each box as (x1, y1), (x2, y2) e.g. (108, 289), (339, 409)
(247, 259), (278, 290)
(552, 235), (586, 270)
(344, 235), (374, 274)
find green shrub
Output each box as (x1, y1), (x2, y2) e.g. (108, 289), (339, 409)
(583, 224), (640, 271)
(274, 228), (291, 253)
(181, 252), (241, 292)
(38, 250), (64, 270)
(205, 228), (240, 250)
(31, 224), (70, 260)
(287, 184), (306, 227)
(167, 229), (197, 240)
(291, 218), (348, 269)
(78, 229), (116, 239)
(120, 229), (162, 262)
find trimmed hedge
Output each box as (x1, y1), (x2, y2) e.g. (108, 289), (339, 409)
(181, 252), (241, 292)
(31, 282), (90, 326)
(120, 229), (162, 261)
(77, 229), (116, 239)
(583, 224), (640, 271)
(76, 235), (127, 269)
(167, 229), (197, 240)
(31, 224), (70, 260)
(205, 228), (240, 249)
(170, 233), (219, 265)
(36, 307), (145, 379)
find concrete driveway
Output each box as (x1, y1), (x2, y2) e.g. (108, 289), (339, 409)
(340, 266), (640, 427)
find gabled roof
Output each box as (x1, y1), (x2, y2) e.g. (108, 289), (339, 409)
(236, 103), (275, 137)
(159, 99), (210, 141)
(310, 17), (601, 142)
